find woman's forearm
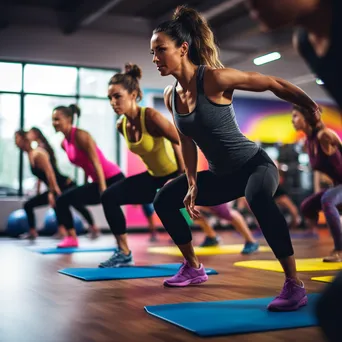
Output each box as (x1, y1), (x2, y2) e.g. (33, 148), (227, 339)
(93, 162), (107, 191)
(172, 143), (185, 174)
(46, 172), (60, 193)
(271, 77), (319, 113)
(181, 140), (198, 187)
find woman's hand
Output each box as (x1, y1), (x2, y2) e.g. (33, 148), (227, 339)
(48, 192), (56, 208)
(55, 186), (62, 196)
(48, 186), (61, 208)
(99, 183), (107, 195)
(183, 185), (201, 219)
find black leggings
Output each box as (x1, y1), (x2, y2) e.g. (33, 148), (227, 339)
(101, 171), (178, 235)
(24, 181), (94, 229)
(55, 173), (125, 230)
(154, 149), (294, 259)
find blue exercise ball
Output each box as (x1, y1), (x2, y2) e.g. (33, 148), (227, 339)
(6, 209), (29, 237)
(40, 208), (86, 235)
(73, 214), (86, 234)
(40, 208), (58, 235)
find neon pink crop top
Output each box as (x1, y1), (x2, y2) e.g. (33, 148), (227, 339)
(62, 127), (121, 182)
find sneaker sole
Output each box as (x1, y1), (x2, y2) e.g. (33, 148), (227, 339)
(241, 246), (260, 255)
(87, 235), (101, 240)
(57, 245), (79, 248)
(20, 236), (37, 240)
(199, 243), (219, 248)
(98, 261), (135, 268)
(267, 295), (308, 312)
(163, 275), (209, 287)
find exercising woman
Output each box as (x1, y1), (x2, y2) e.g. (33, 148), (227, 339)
(15, 130), (94, 240)
(99, 63), (184, 267)
(292, 105), (342, 262)
(52, 104), (124, 248)
(151, 5), (320, 311)
(27, 126), (100, 239)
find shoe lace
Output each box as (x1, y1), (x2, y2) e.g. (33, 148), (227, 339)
(178, 261), (188, 275)
(244, 242), (252, 249)
(277, 280), (293, 299)
(108, 250), (120, 261)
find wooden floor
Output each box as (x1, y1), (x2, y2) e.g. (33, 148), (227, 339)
(0, 229), (335, 342)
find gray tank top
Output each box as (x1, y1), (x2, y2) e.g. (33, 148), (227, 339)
(172, 65), (259, 175)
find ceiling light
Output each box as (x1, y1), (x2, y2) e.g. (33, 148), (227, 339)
(253, 52), (281, 66)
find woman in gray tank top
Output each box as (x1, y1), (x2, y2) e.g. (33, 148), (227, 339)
(150, 5), (321, 312)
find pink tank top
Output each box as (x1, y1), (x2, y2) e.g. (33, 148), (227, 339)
(62, 127), (121, 182)
(306, 129), (342, 185)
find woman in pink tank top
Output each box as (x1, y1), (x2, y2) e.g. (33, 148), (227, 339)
(292, 105), (342, 262)
(52, 104), (125, 248)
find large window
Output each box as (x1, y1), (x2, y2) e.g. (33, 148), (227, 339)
(0, 62), (120, 196)
(79, 68), (115, 97)
(0, 62), (22, 92)
(24, 65), (77, 96)
(23, 95), (77, 193)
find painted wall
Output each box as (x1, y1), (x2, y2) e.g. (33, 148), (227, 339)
(234, 98), (342, 143)
(124, 93), (342, 227)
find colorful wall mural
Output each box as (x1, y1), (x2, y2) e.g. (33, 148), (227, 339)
(125, 89), (342, 227)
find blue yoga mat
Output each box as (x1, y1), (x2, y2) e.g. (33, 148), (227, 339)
(27, 246), (118, 255)
(145, 293), (319, 337)
(59, 263), (218, 281)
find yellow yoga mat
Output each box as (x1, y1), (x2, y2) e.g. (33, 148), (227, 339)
(148, 244), (272, 256)
(311, 276), (335, 283)
(234, 258), (342, 272)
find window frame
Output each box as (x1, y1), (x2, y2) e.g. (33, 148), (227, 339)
(0, 60), (121, 196)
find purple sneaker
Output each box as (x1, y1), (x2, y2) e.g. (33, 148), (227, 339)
(163, 261), (209, 287)
(267, 278), (308, 311)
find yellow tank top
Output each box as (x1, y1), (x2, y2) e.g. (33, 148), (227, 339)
(122, 107), (178, 177)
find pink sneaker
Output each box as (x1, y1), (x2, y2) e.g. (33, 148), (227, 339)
(163, 261), (208, 287)
(267, 278), (308, 311)
(57, 236), (79, 248)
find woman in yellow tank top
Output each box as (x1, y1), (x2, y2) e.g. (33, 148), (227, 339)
(98, 63), (184, 268)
